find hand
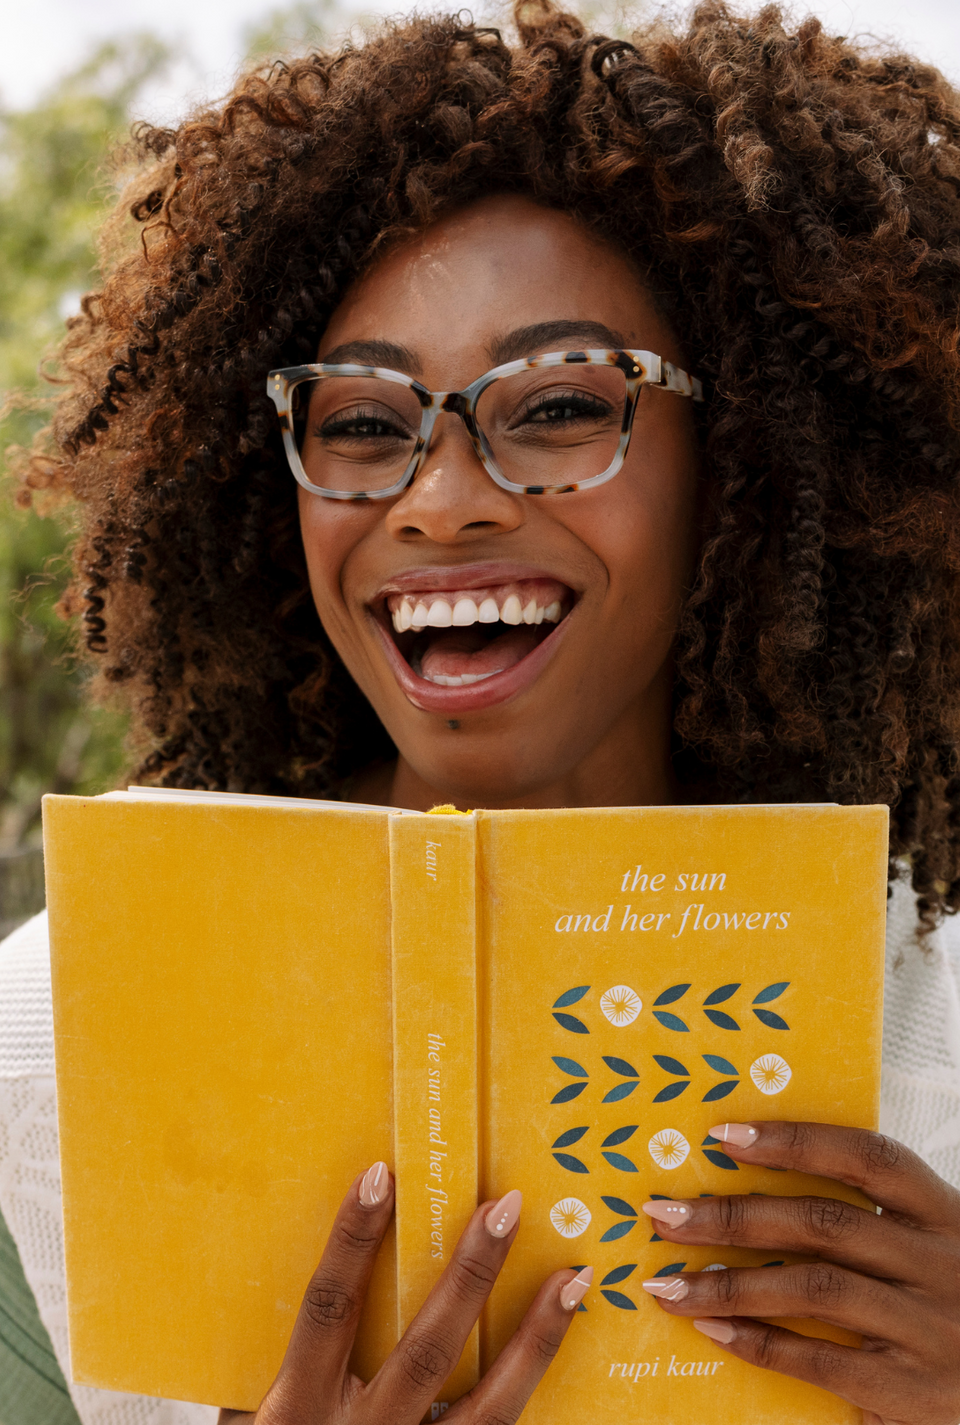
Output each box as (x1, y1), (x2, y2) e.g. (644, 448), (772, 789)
(218, 1162), (592, 1425)
(637, 1121), (960, 1425)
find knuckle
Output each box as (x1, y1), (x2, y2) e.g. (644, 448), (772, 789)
(797, 1196), (860, 1243)
(782, 1121), (815, 1157)
(518, 1321), (564, 1367)
(302, 1277), (355, 1333)
(716, 1269), (745, 1310)
(799, 1263), (849, 1308)
(715, 1195), (749, 1240)
(401, 1334), (454, 1391)
(333, 1218), (382, 1257)
(751, 1322), (787, 1372)
(450, 1252), (499, 1300)
(857, 1131), (904, 1177)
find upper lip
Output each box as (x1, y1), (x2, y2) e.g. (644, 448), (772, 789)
(372, 561), (578, 600)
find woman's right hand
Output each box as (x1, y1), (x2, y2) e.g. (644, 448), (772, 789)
(218, 1162), (592, 1425)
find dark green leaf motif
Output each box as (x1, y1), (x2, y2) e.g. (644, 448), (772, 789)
(600, 1220), (636, 1241)
(654, 983), (690, 1005)
(553, 1127), (588, 1148)
(704, 1009), (740, 1031)
(753, 1008), (789, 1030)
(603, 1152), (638, 1172)
(653, 1080), (689, 1103)
(553, 1057), (589, 1077)
(601, 1290), (637, 1310)
(702, 1080), (738, 1102)
(602, 1081), (638, 1102)
(603, 1056), (639, 1077)
(653, 1011), (689, 1032)
(601, 1264), (637, 1286)
(703, 983), (741, 1005)
(602, 1126), (638, 1147)
(753, 982), (789, 1004)
(553, 1012), (589, 1034)
(553, 1153), (589, 1173)
(762, 1260), (786, 1267)
(653, 1055), (690, 1076)
(600, 1266), (639, 1308)
(702, 1148), (739, 1171)
(554, 986), (590, 1008)
(551, 1082), (587, 1103)
(652, 1261), (687, 1277)
(601, 1197), (637, 1216)
(702, 1054), (738, 1075)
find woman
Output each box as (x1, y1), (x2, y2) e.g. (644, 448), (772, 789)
(1, 3), (959, 1422)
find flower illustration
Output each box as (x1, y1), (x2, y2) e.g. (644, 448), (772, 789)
(750, 1054), (792, 1095)
(647, 1129), (690, 1169)
(600, 985), (642, 1026)
(550, 1198), (592, 1238)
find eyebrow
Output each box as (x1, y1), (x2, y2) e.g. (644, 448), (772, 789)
(488, 321), (628, 365)
(320, 339), (422, 374)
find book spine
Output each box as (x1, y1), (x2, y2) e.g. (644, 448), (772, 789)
(389, 811), (479, 1404)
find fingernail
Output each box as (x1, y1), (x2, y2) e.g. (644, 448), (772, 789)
(694, 1317), (737, 1344)
(359, 1161), (389, 1207)
(484, 1188), (522, 1239)
(642, 1276), (689, 1301)
(708, 1123), (758, 1148)
(641, 1199), (691, 1225)
(560, 1266), (593, 1311)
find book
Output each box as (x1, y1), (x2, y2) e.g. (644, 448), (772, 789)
(42, 791), (888, 1423)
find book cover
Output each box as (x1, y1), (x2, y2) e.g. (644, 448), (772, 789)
(43, 794), (888, 1422)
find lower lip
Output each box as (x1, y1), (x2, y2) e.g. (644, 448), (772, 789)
(373, 614), (573, 714)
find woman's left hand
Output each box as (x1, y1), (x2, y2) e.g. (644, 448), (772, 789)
(639, 1120), (960, 1425)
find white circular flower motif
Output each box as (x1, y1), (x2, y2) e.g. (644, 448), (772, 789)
(600, 985), (642, 1026)
(703, 1263), (728, 1272)
(750, 1054), (792, 1095)
(648, 1129), (690, 1170)
(550, 1198), (592, 1238)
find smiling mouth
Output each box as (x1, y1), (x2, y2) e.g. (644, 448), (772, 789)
(381, 579), (574, 688)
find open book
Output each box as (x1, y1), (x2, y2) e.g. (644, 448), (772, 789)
(42, 791), (888, 1423)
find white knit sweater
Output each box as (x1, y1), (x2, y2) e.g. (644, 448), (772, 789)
(1, 882), (958, 1425)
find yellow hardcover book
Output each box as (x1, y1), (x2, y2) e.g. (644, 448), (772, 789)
(43, 793), (888, 1423)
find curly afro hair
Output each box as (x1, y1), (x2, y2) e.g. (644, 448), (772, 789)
(15, 0), (960, 927)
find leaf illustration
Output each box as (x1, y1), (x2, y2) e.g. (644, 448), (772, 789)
(703, 1148), (740, 1171)
(601, 1263), (638, 1286)
(601, 1290), (637, 1310)
(702, 1054), (738, 1075)
(553, 985), (590, 1008)
(649, 1193), (671, 1200)
(553, 1153), (589, 1173)
(653, 1080), (689, 1103)
(652, 1261), (687, 1277)
(753, 982), (789, 1004)
(653, 1011), (689, 1032)
(704, 1009), (740, 1031)
(702, 1080), (738, 1102)
(600, 1220), (636, 1241)
(653, 1055), (690, 1076)
(602, 1081), (638, 1103)
(602, 1152), (638, 1171)
(601, 1196), (637, 1216)
(552, 1056), (589, 1077)
(704, 983), (741, 1005)
(753, 1008), (789, 1030)
(702, 1134), (720, 1145)
(603, 1056), (639, 1078)
(654, 983), (690, 1006)
(553, 1126), (589, 1148)
(762, 1260), (786, 1267)
(602, 1125), (638, 1147)
(551, 1082), (588, 1104)
(553, 1012), (589, 1034)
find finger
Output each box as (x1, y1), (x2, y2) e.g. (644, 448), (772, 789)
(446, 1268), (592, 1424)
(639, 1191), (931, 1283)
(705, 1121), (960, 1227)
(364, 1190), (523, 1419)
(271, 1161), (394, 1408)
(640, 1262), (908, 1338)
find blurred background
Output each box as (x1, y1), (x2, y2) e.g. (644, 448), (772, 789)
(0, 0), (957, 929)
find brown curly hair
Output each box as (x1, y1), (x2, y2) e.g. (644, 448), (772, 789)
(16, 0), (960, 925)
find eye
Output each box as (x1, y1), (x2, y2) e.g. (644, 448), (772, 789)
(517, 388), (614, 426)
(316, 405), (415, 442)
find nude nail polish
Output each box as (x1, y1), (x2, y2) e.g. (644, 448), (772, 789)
(484, 1188), (522, 1239)
(359, 1161), (389, 1207)
(708, 1123), (759, 1148)
(560, 1266), (593, 1311)
(642, 1276), (689, 1301)
(694, 1317), (737, 1344)
(640, 1199), (691, 1225)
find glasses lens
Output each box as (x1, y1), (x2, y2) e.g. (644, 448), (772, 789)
(291, 375), (423, 493)
(475, 364), (628, 488)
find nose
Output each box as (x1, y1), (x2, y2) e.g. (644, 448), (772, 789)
(383, 410), (524, 544)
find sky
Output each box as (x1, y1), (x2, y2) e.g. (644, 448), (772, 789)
(1, 0), (959, 121)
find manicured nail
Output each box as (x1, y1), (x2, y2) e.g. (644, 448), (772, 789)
(484, 1189), (522, 1240)
(708, 1123), (758, 1148)
(560, 1266), (593, 1311)
(359, 1161), (389, 1207)
(694, 1318), (737, 1344)
(641, 1199), (691, 1225)
(642, 1276), (689, 1301)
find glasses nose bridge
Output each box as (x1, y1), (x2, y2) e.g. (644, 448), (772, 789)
(419, 387), (478, 459)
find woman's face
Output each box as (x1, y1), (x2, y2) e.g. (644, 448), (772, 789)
(298, 195), (701, 810)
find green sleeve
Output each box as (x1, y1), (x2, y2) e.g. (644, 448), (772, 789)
(0, 1205), (82, 1425)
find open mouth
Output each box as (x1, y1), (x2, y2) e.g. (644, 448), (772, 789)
(373, 577), (576, 709)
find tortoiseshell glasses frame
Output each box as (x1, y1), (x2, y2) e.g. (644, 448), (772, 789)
(266, 348), (704, 501)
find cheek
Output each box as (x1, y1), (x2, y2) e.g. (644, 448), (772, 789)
(297, 491), (369, 632)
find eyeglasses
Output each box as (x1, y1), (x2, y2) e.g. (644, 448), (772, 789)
(266, 348), (704, 501)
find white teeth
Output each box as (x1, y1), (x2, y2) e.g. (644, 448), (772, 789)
(522, 599), (538, 625)
(478, 597), (499, 623)
(392, 609), (403, 632)
(501, 594), (523, 625)
(427, 600), (452, 628)
(452, 598), (479, 626)
(399, 600), (413, 632)
(411, 602), (430, 630)
(544, 601), (562, 623)
(535, 605), (545, 624)
(423, 669), (500, 686)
